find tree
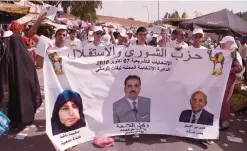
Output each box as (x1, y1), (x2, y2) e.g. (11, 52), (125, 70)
(181, 12), (188, 19)
(235, 11), (247, 21)
(170, 11), (180, 18)
(239, 11), (243, 18)
(174, 11), (180, 18)
(170, 13), (175, 18)
(242, 12), (247, 21)
(164, 12), (169, 19)
(43, 1), (102, 22)
(168, 13), (171, 18)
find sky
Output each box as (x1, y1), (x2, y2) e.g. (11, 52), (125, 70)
(96, 1), (247, 22)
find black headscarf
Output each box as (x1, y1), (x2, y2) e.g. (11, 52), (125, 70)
(51, 90), (86, 135)
(0, 34), (42, 127)
(0, 39), (4, 58)
(0, 39), (4, 108)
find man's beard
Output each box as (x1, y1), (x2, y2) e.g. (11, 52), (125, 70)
(55, 41), (65, 48)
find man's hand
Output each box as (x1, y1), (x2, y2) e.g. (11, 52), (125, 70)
(125, 42), (131, 47)
(38, 12), (47, 22)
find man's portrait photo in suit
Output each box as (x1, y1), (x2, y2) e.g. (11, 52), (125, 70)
(113, 75), (151, 124)
(179, 91), (214, 126)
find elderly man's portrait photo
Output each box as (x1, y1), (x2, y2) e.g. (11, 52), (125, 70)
(179, 91), (214, 126)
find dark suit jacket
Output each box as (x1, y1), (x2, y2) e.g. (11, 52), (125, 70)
(113, 96), (151, 124)
(179, 109), (214, 126)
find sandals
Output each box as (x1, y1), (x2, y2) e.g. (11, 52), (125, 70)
(219, 121), (230, 131)
(220, 126), (229, 131)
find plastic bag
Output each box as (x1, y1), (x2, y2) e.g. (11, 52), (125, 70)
(0, 110), (10, 136)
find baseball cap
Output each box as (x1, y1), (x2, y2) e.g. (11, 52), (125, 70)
(152, 34), (158, 38)
(54, 25), (67, 35)
(127, 30), (133, 34)
(3, 30), (13, 38)
(119, 29), (128, 38)
(93, 26), (103, 32)
(192, 28), (204, 36)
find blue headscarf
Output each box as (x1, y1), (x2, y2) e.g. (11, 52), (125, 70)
(51, 90), (86, 135)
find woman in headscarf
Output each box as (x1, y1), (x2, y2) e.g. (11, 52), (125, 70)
(0, 38), (4, 61)
(0, 34), (42, 131)
(219, 36), (242, 130)
(51, 90), (86, 136)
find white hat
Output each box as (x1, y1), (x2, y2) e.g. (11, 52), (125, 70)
(103, 27), (108, 30)
(102, 34), (111, 45)
(220, 36), (238, 48)
(192, 28), (204, 36)
(3, 30), (13, 38)
(119, 28), (128, 38)
(93, 26), (103, 32)
(54, 25), (67, 35)
(152, 34), (158, 38)
(127, 30), (133, 34)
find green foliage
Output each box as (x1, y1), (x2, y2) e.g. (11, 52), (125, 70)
(181, 12), (187, 19)
(236, 11), (247, 21)
(148, 24), (153, 27)
(170, 11), (180, 19)
(43, 1), (102, 22)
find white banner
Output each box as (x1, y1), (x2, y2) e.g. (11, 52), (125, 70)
(44, 45), (232, 150)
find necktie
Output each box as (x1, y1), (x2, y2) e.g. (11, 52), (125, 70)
(132, 101), (138, 113)
(191, 115), (196, 123)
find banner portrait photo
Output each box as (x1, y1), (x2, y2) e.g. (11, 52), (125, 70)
(43, 45), (232, 150)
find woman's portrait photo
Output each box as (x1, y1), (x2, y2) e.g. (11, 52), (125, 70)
(51, 90), (86, 136)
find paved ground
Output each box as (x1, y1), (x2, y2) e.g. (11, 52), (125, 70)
(1, 78), (247, 151)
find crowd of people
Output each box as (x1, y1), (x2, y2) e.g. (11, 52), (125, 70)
(0, 12), (247, 151)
